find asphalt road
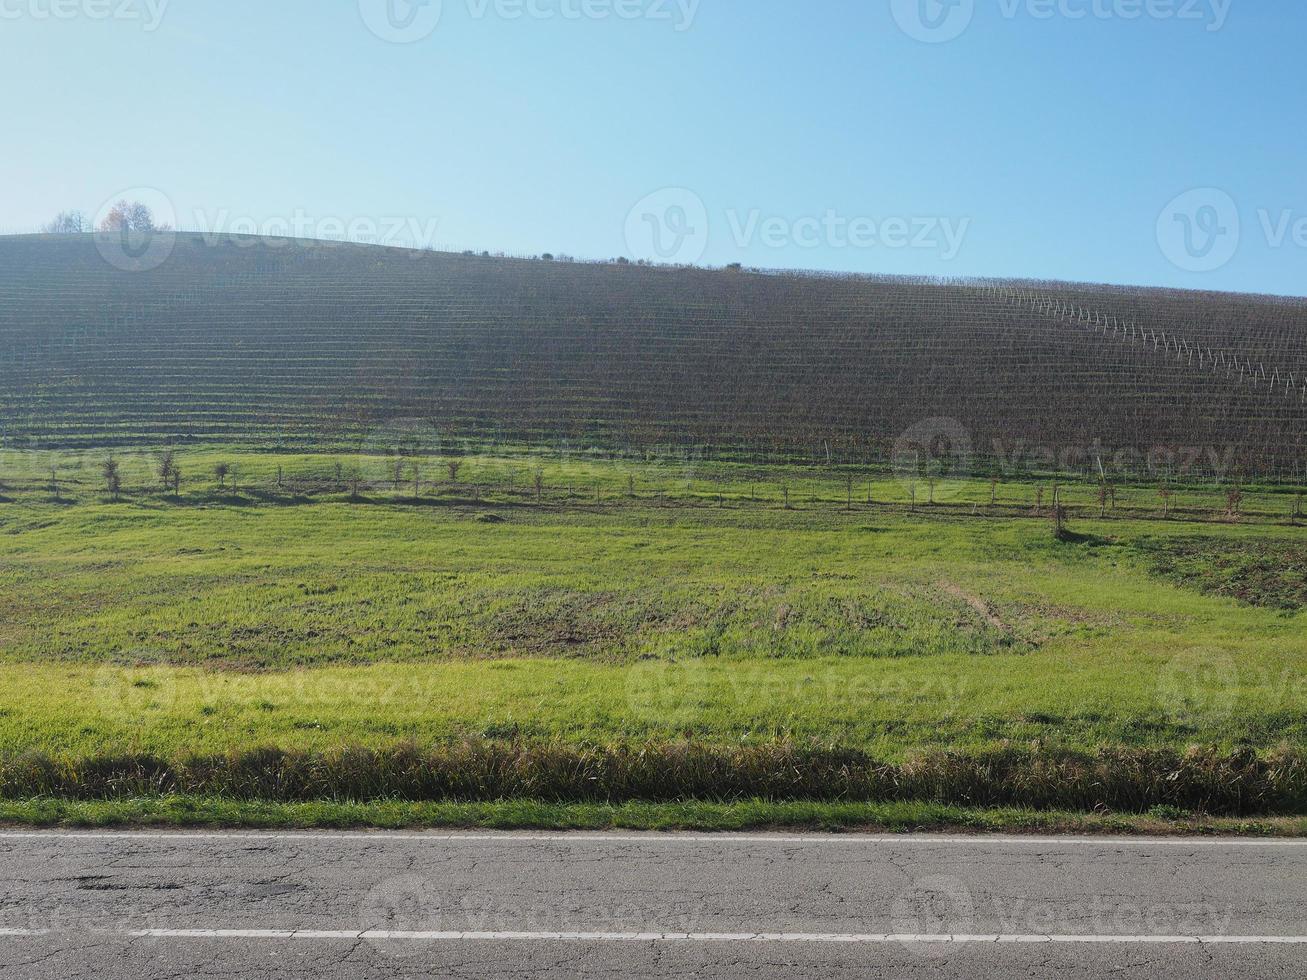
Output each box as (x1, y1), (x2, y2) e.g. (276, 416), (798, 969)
(0, 831), (1304, 978)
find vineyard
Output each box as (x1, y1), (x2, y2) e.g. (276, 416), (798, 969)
(2, 231), (1307, 829)
(2, 233), (1306, 478)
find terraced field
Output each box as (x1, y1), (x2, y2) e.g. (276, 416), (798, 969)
(2, 232), (1306, 831)
(3, 234), (1306, 480)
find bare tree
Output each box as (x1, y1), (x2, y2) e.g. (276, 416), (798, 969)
(1157, 483), (1174, 519)
(42, 211), (89, 234)
(1052, 501), (1069, 540)
(1225, 487), (1243, 520)
(533, 469), (544, 501)
(100, 200), (163, 233)
(214, 462), (230, 490)
(447, 459), (462, 484)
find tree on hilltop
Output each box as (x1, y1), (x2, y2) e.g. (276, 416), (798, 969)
(42, 211), (89, 234)
(99, 200), (169, 234)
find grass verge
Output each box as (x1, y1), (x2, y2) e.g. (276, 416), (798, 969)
(4, 741), (1305, 816)
(3, 797), (1305, 836)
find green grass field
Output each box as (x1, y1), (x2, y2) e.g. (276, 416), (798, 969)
(0, 447), (1304, 827)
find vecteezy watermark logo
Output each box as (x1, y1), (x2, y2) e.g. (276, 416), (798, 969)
(91, 656), (187, 723)
(892, 417), (974, 503)
(1157, 190), (1307, 274)
(1156, 188), (1241, 273)
(625, 187), (710, 265)
(625, 192), (971, 265)
(892, 875), (975, 956)
(191, 208), (442, 250)
(1005, 0), (1233, 30)
(361, 0), (698, 41)
(93, 187), (177, 273)
(359, 418), (444, 492)
(892, 0), (1233, 43)
(624, 659), (709, 725)
(726, 210), (970, 259)
(467, 0), (699, 29)
(1259, 209), (1307, 251)
(0, 0), (171, 31)
(1157, 650), (1239, 726)
(359, 0), (443, 43)
(361, 875), (445, 957)
(891, 0), (975, 43)
(987, 440), (1241, 484)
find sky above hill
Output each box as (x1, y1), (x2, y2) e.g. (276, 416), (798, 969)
(3, 0), (1303, 295)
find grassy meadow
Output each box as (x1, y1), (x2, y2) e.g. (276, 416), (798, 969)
(0, 446), (1304, 825)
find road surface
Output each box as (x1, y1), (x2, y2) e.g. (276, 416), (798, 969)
(0, 831), (1304, 978)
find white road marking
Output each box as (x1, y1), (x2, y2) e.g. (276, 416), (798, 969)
(114, 929), (1307, 945)
(0, 831), (1303, 847)
(0, 926), (1304, 945)
(1, 926), (1304, 946)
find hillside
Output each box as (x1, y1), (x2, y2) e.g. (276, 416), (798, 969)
(2, 233), (1306, 477)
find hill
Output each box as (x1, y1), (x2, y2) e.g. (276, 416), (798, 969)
(2, 233), (1306, 478)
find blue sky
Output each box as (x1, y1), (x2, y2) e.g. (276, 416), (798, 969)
(2, 0), (1302, 295)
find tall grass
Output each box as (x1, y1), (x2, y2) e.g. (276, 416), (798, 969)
(3, 741), (1303, 816)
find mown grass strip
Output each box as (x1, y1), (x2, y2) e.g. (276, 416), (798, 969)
(3, 797), (1306, 836)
